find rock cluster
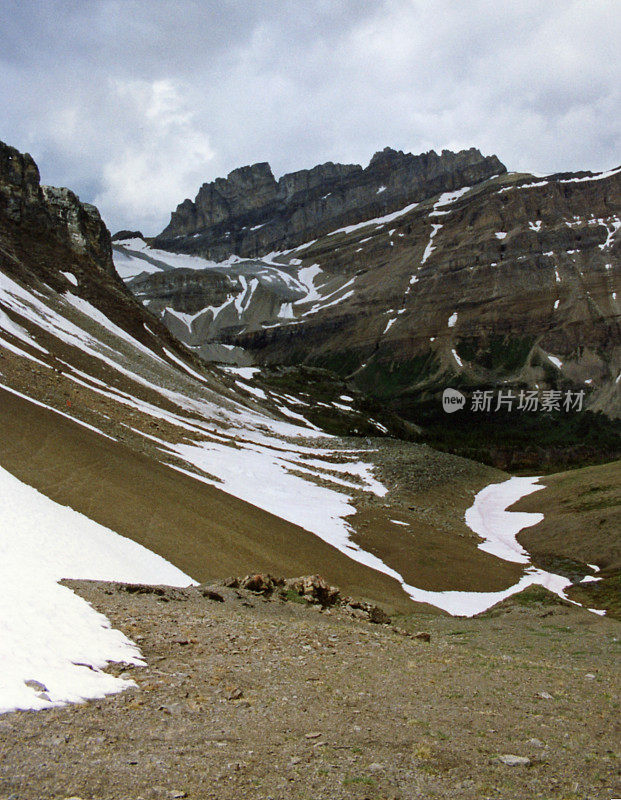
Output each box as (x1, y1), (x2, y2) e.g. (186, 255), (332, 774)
(223, 573), (420, 631)
(153, 147), (506, 259)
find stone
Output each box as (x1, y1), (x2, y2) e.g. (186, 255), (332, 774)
(24, 679), (47, 693)
(111, 229), (144, 241)
(240, 573), (281, 595)
(201, 588), (225, 602)
(284, 575), (340, 607)
(367, 606), (391, 624)
(498, 754), (531, 766)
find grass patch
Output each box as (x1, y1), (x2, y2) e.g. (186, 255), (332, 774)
(342, 776), (376, 787)
(566, 571), (621, 620)
(482, 585), (570, 615)
(279, 588), (309, 605)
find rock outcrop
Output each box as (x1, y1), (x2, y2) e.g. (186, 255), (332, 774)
(0, 139), (187, 355)
(0, 140), (114, 274)
(153, 147), (506, 259)
(233, 169), (620, 405)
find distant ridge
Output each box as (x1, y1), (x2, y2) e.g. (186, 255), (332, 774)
(153, 146), (506, 259)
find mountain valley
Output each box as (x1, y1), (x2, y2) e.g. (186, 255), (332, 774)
(0, 138), (619, 800)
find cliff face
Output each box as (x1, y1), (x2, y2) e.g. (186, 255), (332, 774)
(0, 140), (183, 352)
(152, 147), (506, 259)
(232, 168), (621, 416)
(0, 141), (114, 273)
(120, 163), (621, 419)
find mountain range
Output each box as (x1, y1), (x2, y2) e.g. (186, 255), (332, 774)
(112, 146), (620, 468)
(1, 137), (619, 798)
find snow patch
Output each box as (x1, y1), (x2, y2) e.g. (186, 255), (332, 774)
(61, 272), (78, 286)
(0, 465), (194, 714)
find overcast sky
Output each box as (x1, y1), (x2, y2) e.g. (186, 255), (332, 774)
(1, 0), (619, 234)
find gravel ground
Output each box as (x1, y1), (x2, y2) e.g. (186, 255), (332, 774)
(1, 579), (618, 800)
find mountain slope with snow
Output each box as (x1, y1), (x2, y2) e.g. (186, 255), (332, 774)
(1, 140), (617, 717)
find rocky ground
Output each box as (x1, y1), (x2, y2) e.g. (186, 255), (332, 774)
(1, 578), (618, 800)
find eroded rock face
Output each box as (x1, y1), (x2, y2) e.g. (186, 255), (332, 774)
(228, 169), (621, 416)
(0, 139), (184, 355)
(42, 186), (113, 272)
(0, 140), (114, 274)
(0, 141), (48, 226)
(153, 147), (506, 259)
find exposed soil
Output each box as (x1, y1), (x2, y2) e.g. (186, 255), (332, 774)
(0, 580), (619, 800)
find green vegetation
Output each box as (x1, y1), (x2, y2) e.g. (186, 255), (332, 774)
(455, 334), (535, 374)
(482, 586), (570, 615)
(306, 348), (365, 377)
(354, 353), (440, 398)
(567, 572), (621, 620)
(257, 364), (418, 440)
(279, 588), (309, 605)
(342, 776), (376, 787)
(254, 358), (621, 472)
(393, 395), (621, 473)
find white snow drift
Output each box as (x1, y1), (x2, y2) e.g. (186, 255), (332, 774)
(0, 465), (194, 714)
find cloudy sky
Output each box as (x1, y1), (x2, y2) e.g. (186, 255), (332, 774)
(1, 0), (619, 234)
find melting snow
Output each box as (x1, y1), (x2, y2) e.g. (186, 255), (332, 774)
(327, 202), (419, 238)
(559, 166), (621, 183)
(421, 224), (442, 264)
(0, 465), (194, 714)
(431, 186), (472, 212)
(61, 272), (78, 286)
(235, 381), (267, 400)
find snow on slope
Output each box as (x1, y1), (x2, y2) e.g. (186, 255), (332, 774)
(398, 477), (572, 616)
(0, 464), (194, 714)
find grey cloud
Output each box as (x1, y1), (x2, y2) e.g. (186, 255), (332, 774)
(1, 0), (618, 234)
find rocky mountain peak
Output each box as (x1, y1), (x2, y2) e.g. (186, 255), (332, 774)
(153, 146), (506, 260)
(0, 139), (114, 274)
